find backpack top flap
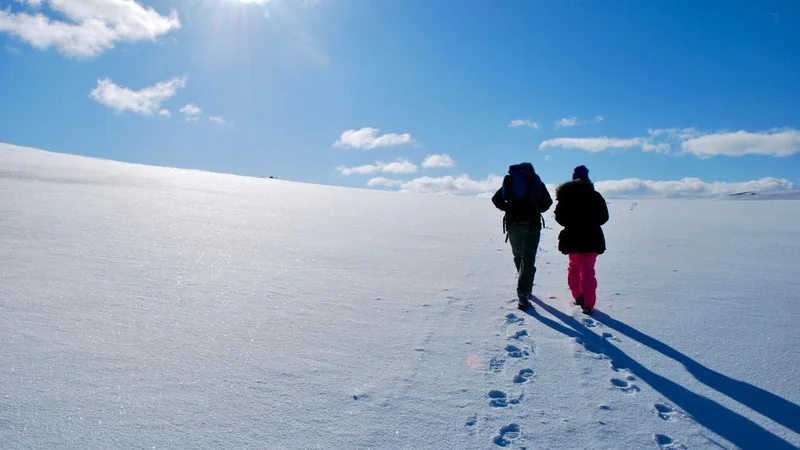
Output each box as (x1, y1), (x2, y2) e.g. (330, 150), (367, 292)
(504, 162), (535, 202)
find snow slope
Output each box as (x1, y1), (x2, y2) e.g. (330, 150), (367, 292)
(716, 190), (800, 200)
(1, 143), (799, 450)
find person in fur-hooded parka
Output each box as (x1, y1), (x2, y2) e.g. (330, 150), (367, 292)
(554, 165), (609, 314)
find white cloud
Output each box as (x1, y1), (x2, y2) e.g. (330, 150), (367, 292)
(0, 0), (180, 58)
(337, 163), (380, 176)
(89, 76), (186, 116)
(180, 103), (201, 116)
(422, 154), (456, 168)
(555, 117), (580, 128)
(209, 116), (228, 124)
(540, 137), (645, 153)
(399, 174), (504, 196)
(337, 159), (418, 176)
(595, 115), (604, 122)
(681, 129), (800, 157)
(367, 177), (403, 188)
(13, 0), (45, 6)
(4, 44), (20, 54)
(595, 177), (794, 199)
(540, 127), (800, 158)
(382, 160), (418, 174)
(333, 127), (415, 150)
(641, 141), (672, 153)
(544, 155), (552, 161)
(179, 103), (202, 121)
(509, 119), (539, 129)
(158, 109), (171, 118)
(647, 127), (701, 140)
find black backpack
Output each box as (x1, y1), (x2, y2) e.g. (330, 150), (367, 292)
(501, 162), (551, 213)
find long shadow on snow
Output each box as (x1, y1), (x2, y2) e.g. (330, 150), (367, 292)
(592, 310), (800, 435)
(522, 296), (796, 450)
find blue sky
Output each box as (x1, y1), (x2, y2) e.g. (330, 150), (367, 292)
(1, 0), (799, 197)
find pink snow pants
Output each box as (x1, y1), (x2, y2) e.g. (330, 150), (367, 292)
(568, 253), (598, 309)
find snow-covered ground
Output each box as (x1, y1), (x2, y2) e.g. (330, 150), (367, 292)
(1, 143), (799, 450)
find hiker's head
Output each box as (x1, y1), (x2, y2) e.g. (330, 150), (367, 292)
(572, 165), (590, 182)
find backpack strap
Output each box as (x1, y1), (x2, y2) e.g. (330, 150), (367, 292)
(531, 175), (547, 229)
(526, 173), (547, 229)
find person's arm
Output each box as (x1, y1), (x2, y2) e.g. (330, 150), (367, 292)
(491, 187), (507, 211)
(537, 183), (553, 212)
(554, 198), (569, 226)
(595, 192), (609, 226)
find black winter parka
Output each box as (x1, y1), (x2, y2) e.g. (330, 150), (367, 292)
(554, 180), (609, 254)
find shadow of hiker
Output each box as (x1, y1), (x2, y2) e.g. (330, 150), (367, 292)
(522, 297), (797, 450)
(591, 310), (800, 435)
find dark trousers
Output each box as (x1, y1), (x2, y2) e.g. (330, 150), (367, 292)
(507, 223), (541, 298)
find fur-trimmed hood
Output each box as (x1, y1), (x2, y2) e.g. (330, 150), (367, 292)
(556, 179), (595, 201)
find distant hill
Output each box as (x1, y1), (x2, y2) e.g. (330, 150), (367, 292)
(715, 190), (800, 200)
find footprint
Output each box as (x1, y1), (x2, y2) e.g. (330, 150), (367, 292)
(489, 357), (505, 373)
(655, 434), (687, 450)
(510, 330), (528, 341)
(465, 415), (478, 433)
(505, 345), (530, 359)
(574, 337), (607, 360)
(655, 403), (679, 421)
(599, 404), (612, 411)
(611, 378), (641, 393)
(601, 332), (619, 341)
(610, 361), (627, 372)
(582, 318), (598, 328)
(489, 390), (508, 408)
(493, 423), (521, 447)
(513, 369), (535, 384)
(488, 390), (522, 408)
(506, 313), (524, 325)
(584, 346), (606, 359)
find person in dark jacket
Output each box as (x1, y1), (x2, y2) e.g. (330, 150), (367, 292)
(554, 165), (609, 315)
(492, 163), (553, 309)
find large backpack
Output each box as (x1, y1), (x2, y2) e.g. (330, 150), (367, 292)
(502, 162), (549, 213)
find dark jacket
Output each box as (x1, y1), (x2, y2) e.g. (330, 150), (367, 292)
(491, 176), (553, 226)
(554, 180), (609, 254)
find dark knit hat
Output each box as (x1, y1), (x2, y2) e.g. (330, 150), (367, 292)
(573, 165), (590, 181)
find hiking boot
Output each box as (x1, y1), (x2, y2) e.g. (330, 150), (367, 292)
(574, 295), (584, 306)
(581, 306), (593, 315)
(518, 295), (531, 310)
